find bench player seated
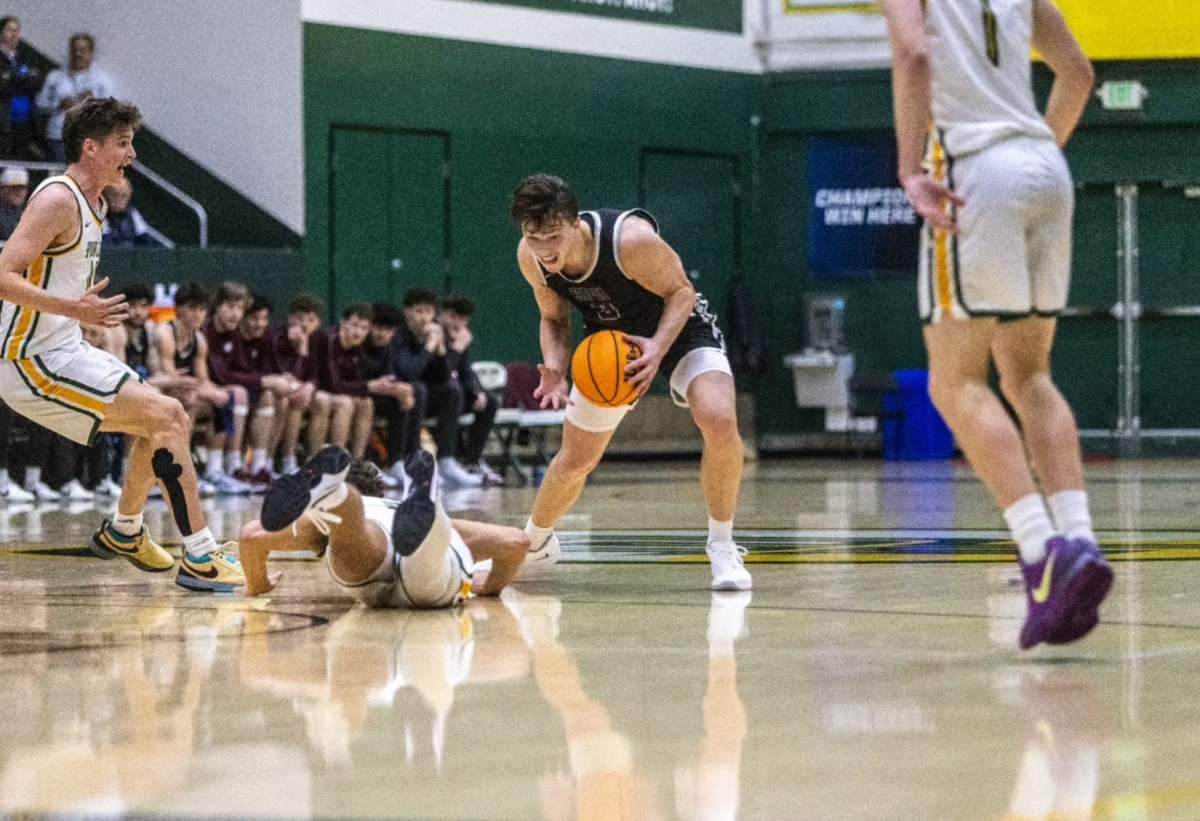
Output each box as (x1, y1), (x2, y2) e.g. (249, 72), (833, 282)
(238, 447), (530, 604)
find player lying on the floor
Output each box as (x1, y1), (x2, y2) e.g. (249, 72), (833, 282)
(238, 447), (529, 604)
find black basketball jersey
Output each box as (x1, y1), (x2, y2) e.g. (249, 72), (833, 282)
(170, 321), (199, 376)
(536, 208), (709, 339)
(125, 322), (150, 379)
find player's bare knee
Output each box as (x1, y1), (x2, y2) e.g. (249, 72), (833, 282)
(145, 395), (189, 439)
(695, 406), (739, 442)
(229, 385), (249, 404)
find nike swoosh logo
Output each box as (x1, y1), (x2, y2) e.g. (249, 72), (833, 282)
(1031, 553), (1056, 603)
(186, 563), (221, 579)
(101, 534), (142, 555)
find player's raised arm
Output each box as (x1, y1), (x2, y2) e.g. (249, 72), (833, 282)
(613, 218), (696, 395)
(0, 185), (128, 325)
(878, 0), (963, 232)
(518, 240), (574, 409)
(1032, 0), (1094, 147)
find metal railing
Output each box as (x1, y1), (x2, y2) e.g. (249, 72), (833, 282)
(0, 159), (207, 248)
(1071, 182), (1200, 447)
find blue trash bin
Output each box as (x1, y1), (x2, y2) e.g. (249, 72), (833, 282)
(882, 369), (955, 461)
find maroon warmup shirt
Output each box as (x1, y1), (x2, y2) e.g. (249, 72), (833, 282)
(203, 318), (263, 391)
(269, 325), (318, 384)
(313, 327), (369, 396)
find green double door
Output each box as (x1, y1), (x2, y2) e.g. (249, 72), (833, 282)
(639, 150), (742, 337)
(330, 127), (449, 312)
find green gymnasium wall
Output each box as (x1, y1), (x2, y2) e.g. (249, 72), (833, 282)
(759, 59), (1200, 439)
(305, 20), (1200, 442)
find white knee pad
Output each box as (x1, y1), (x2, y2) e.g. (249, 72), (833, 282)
(668, 348), (732, 407)
(564, 385), (636, 433)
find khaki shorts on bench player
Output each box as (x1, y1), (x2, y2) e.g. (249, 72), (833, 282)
(0, 341), (136, 445)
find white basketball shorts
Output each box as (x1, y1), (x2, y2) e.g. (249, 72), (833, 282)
(0, 341), (136, 445)
(919, 136), (1074, 323)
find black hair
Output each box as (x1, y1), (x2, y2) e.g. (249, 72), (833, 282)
(173, 282), (210, 309)
(370, 302), (404, 329)
(123, 283), (152, 304)
(341, 302), (374, 322)
(403, 288), (437, 309)
(440, 293), (475, 318)
(249, 294), (273, 315)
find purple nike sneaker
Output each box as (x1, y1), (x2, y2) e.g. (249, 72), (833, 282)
(1018, 536), (1114, 650)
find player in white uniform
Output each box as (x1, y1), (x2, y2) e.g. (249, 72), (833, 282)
(0, 97), (244, 591)
(238, 447), (530, 605)
(879, 0), (1111, 648)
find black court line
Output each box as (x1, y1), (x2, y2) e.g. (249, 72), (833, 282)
(510, 593), (1200, 636)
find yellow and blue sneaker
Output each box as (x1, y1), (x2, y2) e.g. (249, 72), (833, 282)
(89, 520), (175, 572)
(176, 542), (245, 593)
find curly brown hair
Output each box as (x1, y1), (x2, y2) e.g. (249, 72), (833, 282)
(345, 458), (386, 497)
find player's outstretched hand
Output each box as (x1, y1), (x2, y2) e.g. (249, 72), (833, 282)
(621, 334), (664, 396)
(534, 364), (572, 410)
(901, 172), (965, 233)
(74, 278), (129, 327)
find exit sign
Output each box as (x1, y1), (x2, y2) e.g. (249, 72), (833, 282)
(1097, 80), (1148, 111)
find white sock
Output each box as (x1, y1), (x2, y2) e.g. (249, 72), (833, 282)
(25, 466), (40, 489)
(183, 527), (219, 558)
(225, 450), (242, 476)
(0, 467), (9, 489)
(708, 517), (734, 544)
(1047, 490), (1096, 543)
(1003, 494), (1058, 564)
(111, 511), (144, 538)
(525, 517), (554, 552)
(205, 449), (224, 478)
(250, 448), (269, 474)
(281, 454), (299, 474)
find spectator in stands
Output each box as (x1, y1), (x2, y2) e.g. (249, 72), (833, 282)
(36, 33), (112, 163)
(0, 17), (43, 160)
(439, 293), (502, 485)
(363, 303), (419, 486)
(396, 288), (481, 488)
(201, 282), (268, 493)
(268, 293), (326, 474)
(119, 284), (156, 381)
(312, 302), (408, 459)
(237, 293), (303, 479)
(0, 165), (27, 238)
(102, 177), (163, 247)
(150, 282), (230, 497)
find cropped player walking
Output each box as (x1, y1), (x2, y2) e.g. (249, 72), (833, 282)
(0, 97), (243, 591)
(878, 0), (1110, 647)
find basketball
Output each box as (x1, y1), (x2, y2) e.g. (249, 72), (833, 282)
(571, 330), (642, 407)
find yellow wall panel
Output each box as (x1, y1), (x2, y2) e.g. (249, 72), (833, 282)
(1055, 0), (1200, 59)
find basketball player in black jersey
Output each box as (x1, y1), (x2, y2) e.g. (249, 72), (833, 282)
(512, 174), (750, 591)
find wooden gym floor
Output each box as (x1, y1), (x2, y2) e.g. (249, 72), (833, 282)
(2, 458), (1200, 820)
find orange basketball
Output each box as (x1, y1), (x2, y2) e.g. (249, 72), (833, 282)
(571, 330), (642, 407)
